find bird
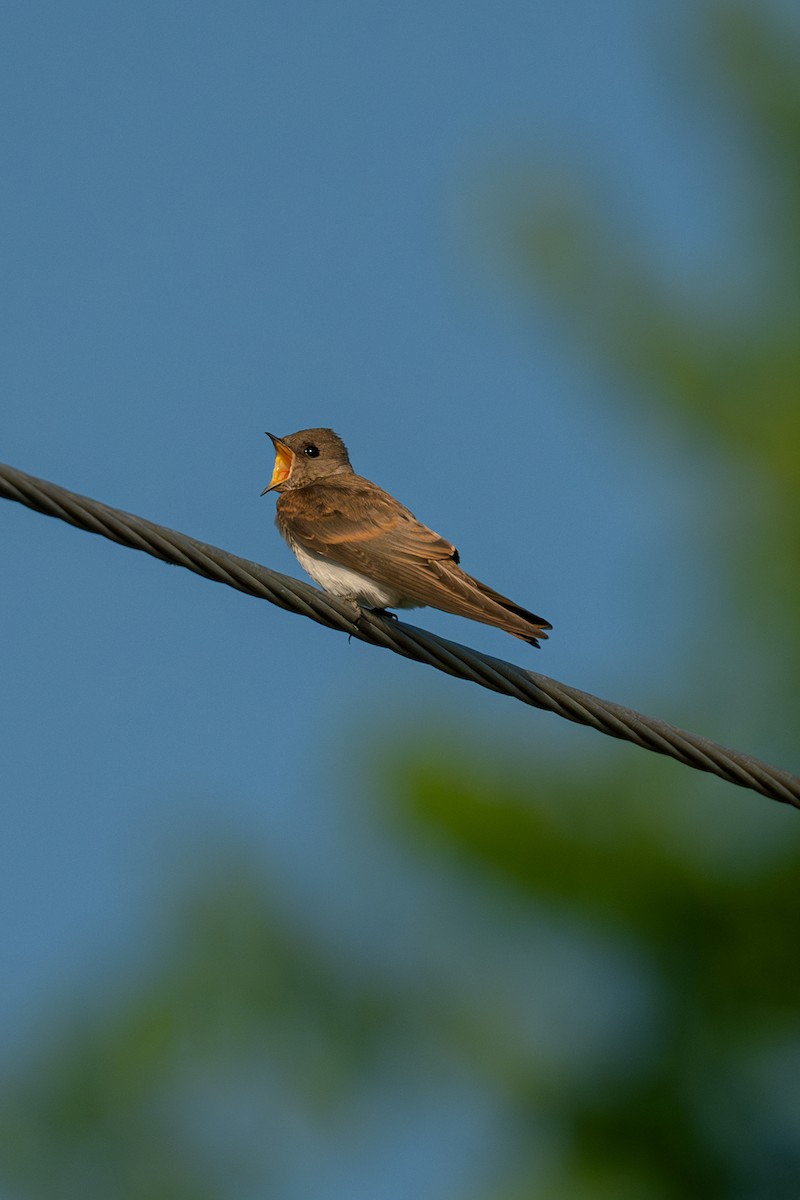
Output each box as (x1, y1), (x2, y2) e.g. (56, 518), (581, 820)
(261, 427), (551, 647)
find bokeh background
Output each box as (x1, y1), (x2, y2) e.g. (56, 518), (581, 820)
(2, 2), (799, 1196)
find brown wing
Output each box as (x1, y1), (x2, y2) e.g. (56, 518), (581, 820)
(277, 476), (551, 645)
(276, 476), (459, 571)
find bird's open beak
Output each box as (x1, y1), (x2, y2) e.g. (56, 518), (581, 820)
(261, 433), (295, 495)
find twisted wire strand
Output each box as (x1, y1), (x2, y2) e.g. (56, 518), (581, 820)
(2, 461), (798, 810)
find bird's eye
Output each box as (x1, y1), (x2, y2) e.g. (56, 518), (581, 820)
(303, 444), (320, 457)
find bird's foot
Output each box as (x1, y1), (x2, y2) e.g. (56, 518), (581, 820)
(369, 607), (398, 622)
(346, 603), (397, 644)
(348, 606), (398, 643)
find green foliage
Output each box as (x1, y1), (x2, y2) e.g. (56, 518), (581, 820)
(502, 4), (800, 696)
(390, 746), (800, 1195)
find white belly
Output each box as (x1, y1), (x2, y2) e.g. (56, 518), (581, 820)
(289, 542), (421, 610)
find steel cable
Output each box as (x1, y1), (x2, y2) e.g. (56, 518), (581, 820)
(2, 461), (798, 810)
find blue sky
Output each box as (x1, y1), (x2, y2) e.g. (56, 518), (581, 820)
(1, 1), (787, 1189)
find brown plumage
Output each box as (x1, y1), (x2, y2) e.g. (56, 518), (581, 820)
(262, 427), (551, 647)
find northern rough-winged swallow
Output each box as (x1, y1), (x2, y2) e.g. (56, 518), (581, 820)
(262, 428), (551, 647)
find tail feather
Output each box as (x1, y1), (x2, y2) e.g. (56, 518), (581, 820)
(474, 579), (551, 632)
(440, 565), (552, 647)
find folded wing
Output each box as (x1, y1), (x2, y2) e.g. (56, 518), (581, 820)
(277, 477), (551, 645)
